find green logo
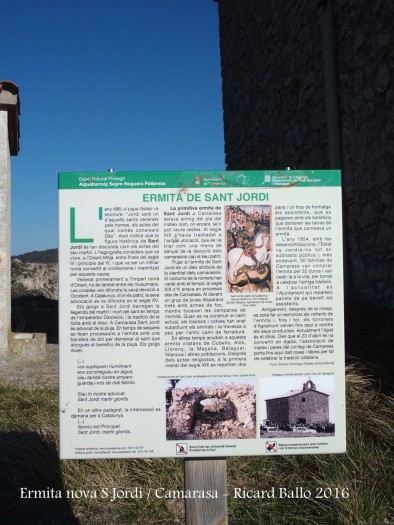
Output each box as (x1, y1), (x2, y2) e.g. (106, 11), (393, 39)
(69, 207), (102, 243)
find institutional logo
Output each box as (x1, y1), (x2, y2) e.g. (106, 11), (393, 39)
(266, 441), (277, 453)
(176, 443), (188, 455)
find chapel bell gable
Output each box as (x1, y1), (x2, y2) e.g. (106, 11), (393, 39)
(303, 380), (316, 392)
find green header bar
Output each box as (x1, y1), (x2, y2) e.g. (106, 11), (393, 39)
(59, 170), (341, 190)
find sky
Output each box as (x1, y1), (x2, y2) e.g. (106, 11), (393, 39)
(2, 0), (225, 255)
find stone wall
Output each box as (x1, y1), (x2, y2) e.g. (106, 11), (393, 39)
(266, 391), (329, 425)
(288, 391), (329, 425)
(335, 0), (393, 306)
(266, 397), (290, 426)
(0, 111), (11, 359)
(167, 383), (256, 439)
(216, 0), (394, 308)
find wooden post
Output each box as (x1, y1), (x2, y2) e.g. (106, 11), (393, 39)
(184, 458), (228, 525)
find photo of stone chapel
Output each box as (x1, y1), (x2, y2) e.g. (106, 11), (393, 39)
(260, 377), (335, 437)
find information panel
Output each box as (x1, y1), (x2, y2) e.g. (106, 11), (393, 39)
(59, 170), (345, 458)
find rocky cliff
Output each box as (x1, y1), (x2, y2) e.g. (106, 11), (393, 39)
(11, 249), (58, 343)
(11, 258), (58, 300)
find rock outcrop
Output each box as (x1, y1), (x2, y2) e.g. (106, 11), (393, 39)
(11, 249), (58, 343)
(167, 383), (256, 440)
(11, 258), (58, 300)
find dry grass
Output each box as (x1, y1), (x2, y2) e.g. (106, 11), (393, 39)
(0, 364), (392, 524)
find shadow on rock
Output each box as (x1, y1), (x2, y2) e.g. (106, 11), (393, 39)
(345, 297), (394, 394)
(0, 431), (79, 525)
(11, 296), (58, 344)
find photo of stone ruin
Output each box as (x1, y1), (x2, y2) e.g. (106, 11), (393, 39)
(166, 378), (256, 440)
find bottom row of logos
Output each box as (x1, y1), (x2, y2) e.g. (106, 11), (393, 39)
(176, 442), (277, 455)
